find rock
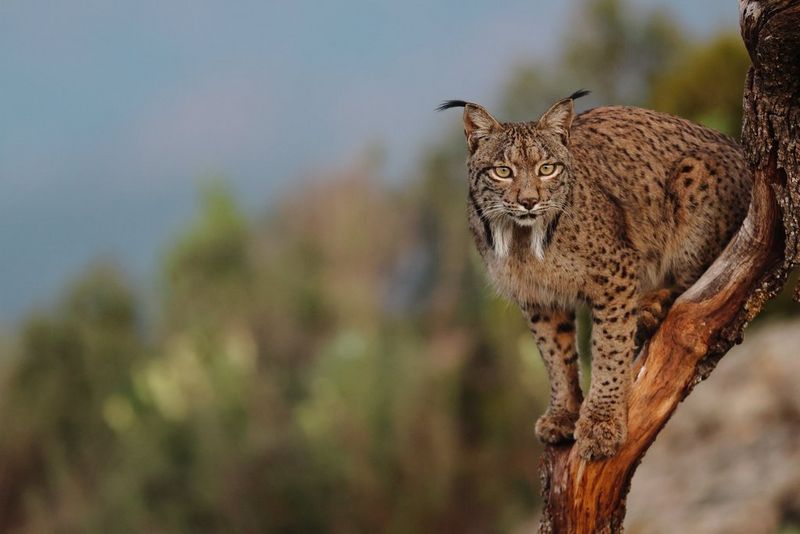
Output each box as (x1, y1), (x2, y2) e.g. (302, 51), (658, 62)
(625, 319), (800, 534)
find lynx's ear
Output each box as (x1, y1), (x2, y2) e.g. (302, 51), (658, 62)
(538, 90), (590, 145)
(462, 104), (502, 151)
(437, 100), (502, 152)
(538, 98), (575, 144)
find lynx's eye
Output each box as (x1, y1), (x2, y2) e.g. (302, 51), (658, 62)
(492, 166), (513, 180)
(538, 163), (557, 177)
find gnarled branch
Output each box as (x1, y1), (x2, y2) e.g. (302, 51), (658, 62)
(538, 2), (800, 532)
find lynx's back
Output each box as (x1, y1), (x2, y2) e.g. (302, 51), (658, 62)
(569, 106), (751, 290)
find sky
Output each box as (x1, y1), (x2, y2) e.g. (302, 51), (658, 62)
(0, 1), (739, 324)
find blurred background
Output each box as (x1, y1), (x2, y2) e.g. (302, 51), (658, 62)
(1, 0), (798, 532)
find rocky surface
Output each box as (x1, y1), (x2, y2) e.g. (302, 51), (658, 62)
(625, 319), (800, 534)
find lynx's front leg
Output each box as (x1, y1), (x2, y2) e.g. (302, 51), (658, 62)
(574, 287), (638, 460)
(524, 308), (583, 444)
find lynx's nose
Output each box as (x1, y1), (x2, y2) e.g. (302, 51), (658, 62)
(518, 197), (538, 210)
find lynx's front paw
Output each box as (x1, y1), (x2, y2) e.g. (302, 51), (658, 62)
(574, 409), (627, 460)
(535, 409), (579, 444)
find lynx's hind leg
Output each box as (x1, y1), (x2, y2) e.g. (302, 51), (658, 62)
(665, 153), (750, 290)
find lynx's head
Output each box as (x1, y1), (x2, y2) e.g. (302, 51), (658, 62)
(438, 90), (588, 257)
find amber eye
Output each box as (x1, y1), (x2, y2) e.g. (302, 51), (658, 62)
(493, 166), (513, 179)
(539, 163), (557, 177)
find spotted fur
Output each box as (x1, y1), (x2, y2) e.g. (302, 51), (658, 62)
(449, 95), (752, 460)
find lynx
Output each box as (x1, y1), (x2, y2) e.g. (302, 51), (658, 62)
(439, 92), (751, 459)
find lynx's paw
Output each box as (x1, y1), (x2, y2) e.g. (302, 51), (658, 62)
(574, 409), (628, 460)
(637, 288), (673, 330)
(635, 288), (674, 347)
(535, 409), (579, 444)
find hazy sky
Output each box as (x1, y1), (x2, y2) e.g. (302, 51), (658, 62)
(0, 1), (738, 323)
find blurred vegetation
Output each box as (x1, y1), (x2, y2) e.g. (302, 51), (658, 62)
(0, 1), (794, 532)
(649, 33), (751, 136)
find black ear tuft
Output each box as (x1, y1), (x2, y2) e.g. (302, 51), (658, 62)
(568, 89), (591, 101)
(436, 100), (469, 112)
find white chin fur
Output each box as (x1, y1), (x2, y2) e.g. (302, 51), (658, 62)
(491, 218), (514, 257)
(530, 219), (546, 260)
(513, 216), (539, 227)
(491, 217), (546, 260)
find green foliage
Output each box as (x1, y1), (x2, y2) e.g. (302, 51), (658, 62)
(649, 33), (750, 136)
(0, 264), (145, 531)
(163, 181), (252, 327)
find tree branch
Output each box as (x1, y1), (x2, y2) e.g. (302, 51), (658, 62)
(538, 1), (800, 532)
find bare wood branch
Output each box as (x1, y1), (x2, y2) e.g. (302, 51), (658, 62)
(538, 1), (800, 532)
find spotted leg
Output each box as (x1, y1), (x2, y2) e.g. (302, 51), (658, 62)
(574, 287), (638, 460)
(524, 308), (584, 444)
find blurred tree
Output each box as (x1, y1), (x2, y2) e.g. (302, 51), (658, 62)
(564, 0), (685, 104)
(0, 264), (143, 531)
(163, 181), (251, 329)
(649, 33), (750, 136)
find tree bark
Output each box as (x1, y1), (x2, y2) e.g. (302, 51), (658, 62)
(538, 2), (800, 532)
